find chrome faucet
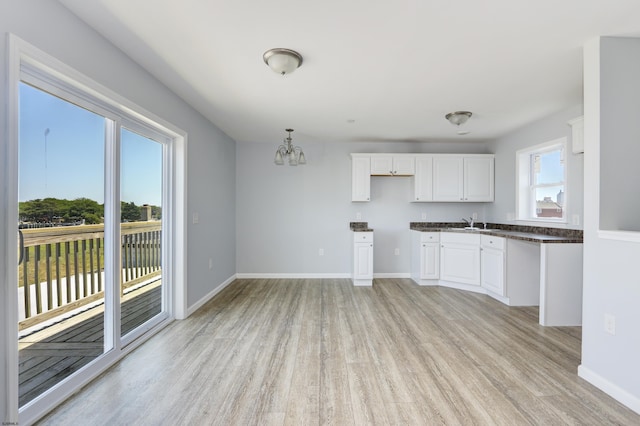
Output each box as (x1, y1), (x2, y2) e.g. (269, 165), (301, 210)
(461, 217), (475, 228)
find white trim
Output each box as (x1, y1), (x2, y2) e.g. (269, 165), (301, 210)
(578, 365), (640, 415)
(186, 275), (237, 317)
(598, 230), (640, 243)
(3, 33), (22, 424)
(172, 133), (188, 320)
(373, 273), (411, 278)
(235, 273), (352, 279)
(103, 117), (120, 353)
(515, 218), (570, 227)
(516, 137), (568, 223)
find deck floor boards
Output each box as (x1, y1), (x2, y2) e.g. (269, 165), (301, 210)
(37, 278), (640, 425)
(18, 284), (161, 407)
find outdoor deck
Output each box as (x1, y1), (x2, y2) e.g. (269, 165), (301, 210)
(18, 281), (162, 407)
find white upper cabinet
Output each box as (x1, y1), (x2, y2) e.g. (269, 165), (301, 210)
(351, 153), (493, 203)
(433, 155), (494, 202)
(433, 156), (464, 201)
(412, 155), (433, 202)
(464, 156), (494, 201)
(351, 154), (371, 202)
(370, 154), (415, 176)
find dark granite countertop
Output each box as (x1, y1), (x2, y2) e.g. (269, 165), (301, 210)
(350, 222), (373, 232)
(409, 222), (583, 244)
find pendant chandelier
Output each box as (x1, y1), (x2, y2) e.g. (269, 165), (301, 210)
(274, 129), (306, 166)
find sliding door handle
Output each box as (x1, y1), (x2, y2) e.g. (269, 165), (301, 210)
(18, 229), (24, 265)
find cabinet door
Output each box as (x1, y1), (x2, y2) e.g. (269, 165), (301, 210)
(370, 155), (393, 175)
(352, 156), (371, 201)
(413, 156), (433, 201)
(464, 157), (494, 201)
(433, 156), (464, 201)
(440, 243), (480, 285)
(354, 242), (374, 279)
(420, 242), (439, 279)
(393, 156), (415, 175)
(481, 247), (505, 295)
(370, 155), (415, 175)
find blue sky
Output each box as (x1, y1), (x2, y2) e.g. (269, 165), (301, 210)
(19, 83), (162, 206)
(534, 150), (565, 202)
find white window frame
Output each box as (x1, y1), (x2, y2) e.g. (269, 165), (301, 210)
(516, 137), (568, 224)
(3, 34), (188, 425)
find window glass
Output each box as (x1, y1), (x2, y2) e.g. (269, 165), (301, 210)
(517, 140), (566, 222)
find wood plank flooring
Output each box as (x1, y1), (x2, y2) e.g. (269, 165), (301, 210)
(38, 278), (639, 425)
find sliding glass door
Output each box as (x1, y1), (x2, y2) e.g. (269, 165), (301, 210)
(17, 82), (109, 407)
(15, 82), (171, 409)
(120, 128), (166, 340)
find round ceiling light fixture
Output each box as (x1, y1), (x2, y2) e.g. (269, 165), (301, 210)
(263, 48), (303, 75)
(445, 111), (472, 126)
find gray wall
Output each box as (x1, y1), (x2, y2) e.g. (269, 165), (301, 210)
(0, 1), (236, 419)
(486, 105), (584, 228)
(581, 36), (640, 411)
(236, 140), (492, 275)
(599, 38), (640, 232)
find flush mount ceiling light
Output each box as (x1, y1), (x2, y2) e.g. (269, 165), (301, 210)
(446, 111), (472, 126)
(263, 48), (303, 75)
(445, 111), (472, 135)
(274, 129), (306, 166)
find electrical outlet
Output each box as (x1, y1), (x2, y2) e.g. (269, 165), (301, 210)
(572, 214), (580, 226)
(394, 248), (400, 256)
(192, 213), (199, 224)
(208, 258), (213, 270)
(421, 212), (427, 220)
(319, 248), (324, 256)
(604, 314), (616, 335)
(356, 212), (362, 220)
(472, 212), (478, 220)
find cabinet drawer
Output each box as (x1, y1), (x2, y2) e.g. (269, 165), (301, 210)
(440, 232), (480, 245)
(353, 232), (373, 243)
(481, 235), (505, 250)
(420, 232), (440, 243)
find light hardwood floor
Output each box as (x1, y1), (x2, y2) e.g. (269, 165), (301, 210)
(38, 278), (639, 425)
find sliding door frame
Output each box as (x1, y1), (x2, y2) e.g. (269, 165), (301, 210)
(3, 34), (188, 425)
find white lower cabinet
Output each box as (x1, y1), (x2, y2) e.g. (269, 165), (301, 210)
(353, 232), (373, 286)
(411, 231), (439, 284)
(440, 233), (480, 286)
(480, 235), (505, 296)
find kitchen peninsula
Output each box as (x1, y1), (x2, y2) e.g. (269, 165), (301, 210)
(410, 222), (583, 326)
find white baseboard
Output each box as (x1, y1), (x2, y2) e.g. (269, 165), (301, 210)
(235, 273), (352, 279)
(373, 273), (411, 279)
(186, 274), (236, 317)
(578, 364), (640, 415)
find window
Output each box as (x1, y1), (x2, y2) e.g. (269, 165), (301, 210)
(517, 138), (567, 222)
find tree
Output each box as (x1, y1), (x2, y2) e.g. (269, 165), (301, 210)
(121, 201), (140, 222)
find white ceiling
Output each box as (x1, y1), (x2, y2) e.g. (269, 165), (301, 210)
(59, 0), (640, 145)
